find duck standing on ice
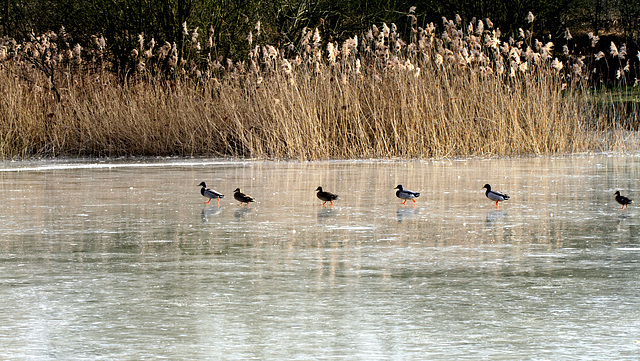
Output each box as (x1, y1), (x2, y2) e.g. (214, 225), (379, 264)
(483, 184), (509, 209)
(315, 186), (338, 206)
(233, 188), (255, 206)
(394, 185), (420, 205)
(614, 191), (632, 210)
(198, 182), (224, 207)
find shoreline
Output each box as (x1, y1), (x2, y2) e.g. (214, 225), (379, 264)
(2, 150), (639, 171)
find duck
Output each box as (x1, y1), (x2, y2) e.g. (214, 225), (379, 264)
(614, 191), (633, 210)
(316, 186), (338, 206)
(394, 185), (420, 205)
(233, 188), (255, 206)
(198, 182), (224, 206)
(483, 184), (509, 209)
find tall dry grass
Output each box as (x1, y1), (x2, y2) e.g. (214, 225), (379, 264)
(0, 15), (635, 159)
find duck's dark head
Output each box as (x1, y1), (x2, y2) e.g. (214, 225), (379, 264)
(394, 185), (403, 190)
(483, 184), (491, 190)
(315, 186), (323, 192)
(233, 188), (241, 193)
(198, 182), (206, 187)
(614, 191), (621, 196)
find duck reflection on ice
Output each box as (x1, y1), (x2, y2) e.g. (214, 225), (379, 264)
(234, 207), (253, 218)
(616, 212), (631, 230)
(485, 210), (507, 224)
(396, 206), (419, 223)
(317, 207), (337, 222)
(201, 206), (223, 223)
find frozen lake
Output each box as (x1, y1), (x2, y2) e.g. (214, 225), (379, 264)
(0, 154), (639, 360)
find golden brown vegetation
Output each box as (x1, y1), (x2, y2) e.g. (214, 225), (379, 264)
(0, 14), (637, 159)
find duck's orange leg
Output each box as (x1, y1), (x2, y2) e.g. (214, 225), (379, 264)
(205, 199), (211, 204)
(402, 200), (407, 205)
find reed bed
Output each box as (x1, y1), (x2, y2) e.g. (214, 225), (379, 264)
(0, 14), (636, 159)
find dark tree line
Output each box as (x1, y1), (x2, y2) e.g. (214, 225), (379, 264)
(1, 0), (638, 71)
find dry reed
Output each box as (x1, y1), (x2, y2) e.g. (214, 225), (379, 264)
(0, 15), (635, 160)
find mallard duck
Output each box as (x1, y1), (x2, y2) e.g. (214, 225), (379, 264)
(483, 184), (509, 209)
(316, 186), (338, 206)
(233, 188), (255, 206)
(198, 182), (224, 206)
(394, 185), (420, 205)
(614, 191), (633, 210)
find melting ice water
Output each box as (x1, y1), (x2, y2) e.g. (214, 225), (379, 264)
(0, 155), (639, 359)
